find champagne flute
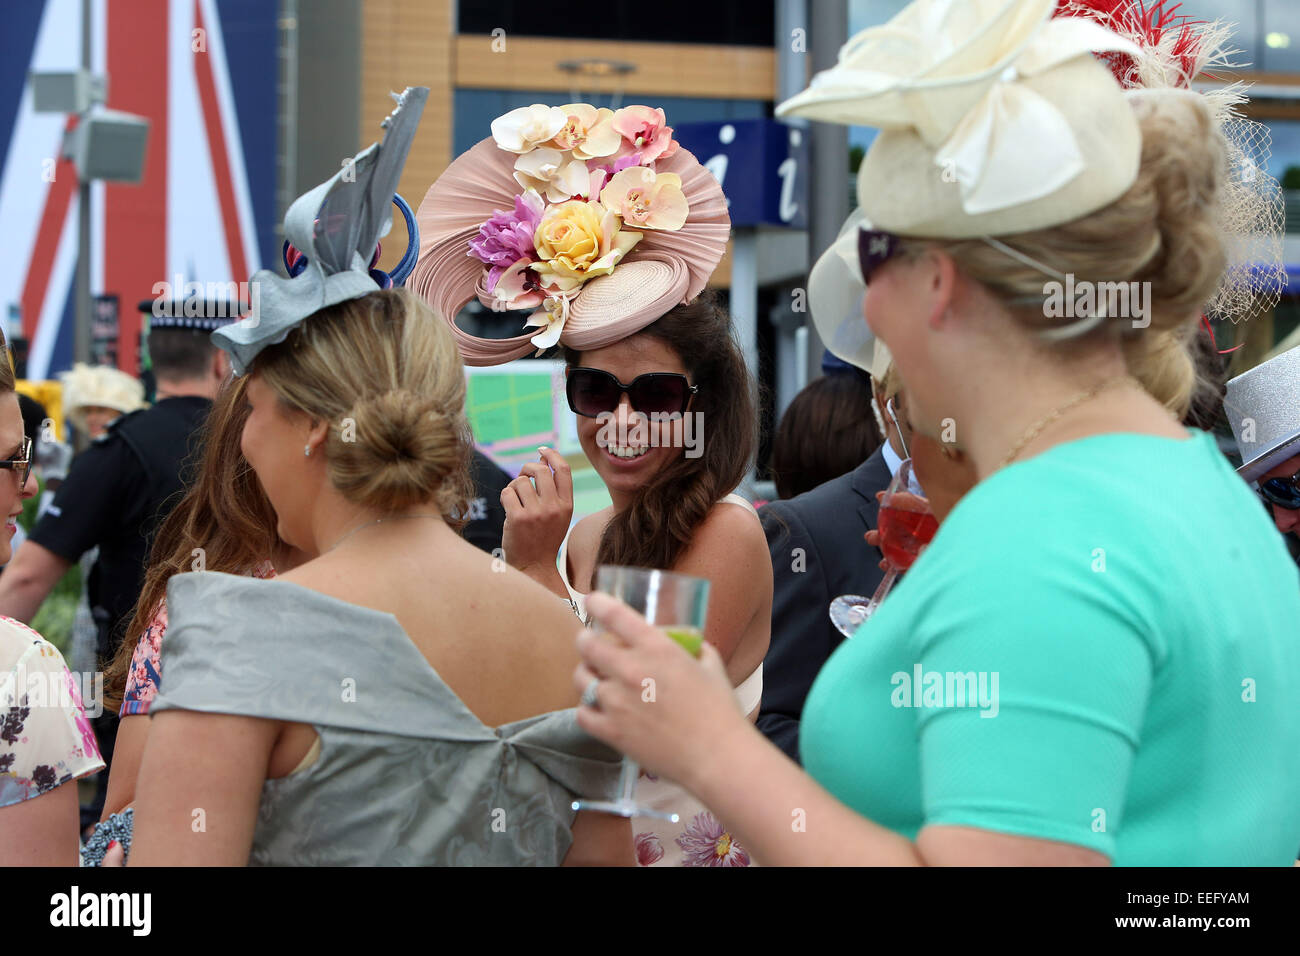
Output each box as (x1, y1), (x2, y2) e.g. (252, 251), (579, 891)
(829, 458), (937, 638)
(571, 565), (710, 822)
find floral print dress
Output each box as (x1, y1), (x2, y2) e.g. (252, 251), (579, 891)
(0, 616), (104, 808)
(120, 561), (276, 716)
(632, 773), (754, 867)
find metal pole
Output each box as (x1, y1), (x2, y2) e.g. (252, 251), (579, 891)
(278, 0), (299, 229)
(75, 0), (92, 366)
(806, 0), (849, 386)
(775, 0), (808, 419)
(732, 228), (759, 496)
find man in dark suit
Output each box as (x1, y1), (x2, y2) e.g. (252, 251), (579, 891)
(757, 342), (911, 763)
(758, 446), (892, 762)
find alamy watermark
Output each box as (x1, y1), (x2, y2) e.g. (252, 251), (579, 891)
(149, 275), (260, 326)
(890, 664), (999, 718)
(50, 887), (151, 935)
(595, 410), (704, 460)
(1, 665), (104, 718)
(1043, 275), (1150, 330)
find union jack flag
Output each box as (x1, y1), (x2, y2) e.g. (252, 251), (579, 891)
(0, 0), (277, 378)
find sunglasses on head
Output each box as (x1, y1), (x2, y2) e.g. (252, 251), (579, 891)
(565, 367), (698, 419)
(1258, 467), (1300, 510)
(857, 228), (903, 285)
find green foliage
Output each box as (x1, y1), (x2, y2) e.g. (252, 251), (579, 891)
(19, 476), (42, 533)
(30, 563), (82, 656)
(1282, 165), (1300, 191)
(15, 476), (83, 654)
(849, 144), (865, 174)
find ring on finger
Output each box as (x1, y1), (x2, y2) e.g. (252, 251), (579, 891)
(580, 677), (600, 710)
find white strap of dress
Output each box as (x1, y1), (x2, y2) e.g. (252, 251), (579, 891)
(733, 663), (763, 715)
(720, 491), (760, 518)
(555, 527), (587, 620)
(718, 493), (763, 714)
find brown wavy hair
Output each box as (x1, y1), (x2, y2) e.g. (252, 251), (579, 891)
(565, 291), (756, 570)
(771, 369), (880, 499)
(103, 374), (280, 712)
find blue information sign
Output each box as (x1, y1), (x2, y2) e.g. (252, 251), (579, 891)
(673, 118), (808, 230)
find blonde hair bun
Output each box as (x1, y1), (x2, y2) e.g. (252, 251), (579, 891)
(254, 289), (475, 521)
(330, 389), (465, 513)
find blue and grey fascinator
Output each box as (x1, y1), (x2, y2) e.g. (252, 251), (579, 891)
(213, 86), (429, 375)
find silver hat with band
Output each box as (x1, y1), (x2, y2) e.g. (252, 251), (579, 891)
(213, 86), (428, 376)
(1225, 345), (1300, 482)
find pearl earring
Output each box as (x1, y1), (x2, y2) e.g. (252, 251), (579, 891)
(304, 444), (312, 458)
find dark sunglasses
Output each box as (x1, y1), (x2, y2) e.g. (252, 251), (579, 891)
(565, 367), (698, 419)
(857, 228), (903, 284)
(0, 437), (33, 488)
(1259, 467), (1300, 510)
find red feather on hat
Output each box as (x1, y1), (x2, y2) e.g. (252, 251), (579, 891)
(1055, 0), (1217, 89)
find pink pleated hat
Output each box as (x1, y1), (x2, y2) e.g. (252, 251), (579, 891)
(408, 104), (731, 366)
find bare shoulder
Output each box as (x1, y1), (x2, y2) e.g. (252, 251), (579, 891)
(696, 499), (767, 551)
(572, 508), (612, 549)
(566, 508), (613, 590)
(271, 555), (326, 587)
(271, 558), (348, 603)
(675, 499), (771, 577)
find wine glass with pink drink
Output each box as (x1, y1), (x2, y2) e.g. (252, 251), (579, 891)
(829, 458), (938, 638)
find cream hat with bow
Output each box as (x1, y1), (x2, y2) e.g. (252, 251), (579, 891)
(778, 0), (1143, 370)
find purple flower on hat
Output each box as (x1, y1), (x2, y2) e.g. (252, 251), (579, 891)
(468, 189), (545, 291)
(586, 151), (644, 198)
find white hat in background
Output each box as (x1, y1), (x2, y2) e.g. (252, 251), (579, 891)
(59, 363), (147, 435)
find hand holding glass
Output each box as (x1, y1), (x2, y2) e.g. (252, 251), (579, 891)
(829, 458), (938, 638)
(571, 565), (710, 822)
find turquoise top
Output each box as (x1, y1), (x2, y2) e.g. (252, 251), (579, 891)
(801, 430), (1300, 865)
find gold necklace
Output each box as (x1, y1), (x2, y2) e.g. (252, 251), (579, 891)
(998, 376), (1132, 470)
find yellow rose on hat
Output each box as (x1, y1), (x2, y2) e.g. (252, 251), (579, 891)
(532, 200), (642, 292)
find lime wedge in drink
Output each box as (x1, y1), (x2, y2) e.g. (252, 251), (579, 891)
(664, 626), (704, 658)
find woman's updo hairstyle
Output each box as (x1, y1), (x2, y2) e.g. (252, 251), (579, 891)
(911, 90), (1228, 421)
(253, 288), (474, 523)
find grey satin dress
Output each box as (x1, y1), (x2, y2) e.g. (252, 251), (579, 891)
(150, 571), (623, 865)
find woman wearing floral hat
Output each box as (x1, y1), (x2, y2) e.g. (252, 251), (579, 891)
(564, 0), (1300, 866)
(411, 102), (772, 866)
